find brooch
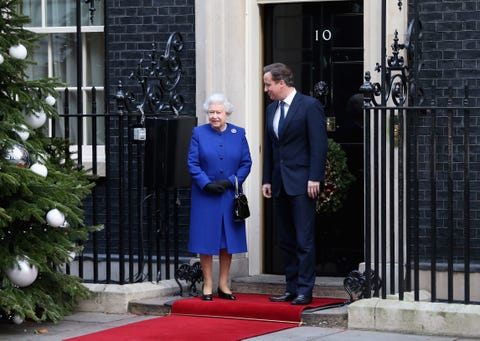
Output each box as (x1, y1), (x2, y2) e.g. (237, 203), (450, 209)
(231, 128), (237, 134)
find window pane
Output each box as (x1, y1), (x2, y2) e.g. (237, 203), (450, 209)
(20, 0), (42, 27)
(46, 0), (74, 26)
(52, 33), (77, 84)
(46, 0), (104, 27)
(85, 33), (104, 87)
(26, 36), (49, 79)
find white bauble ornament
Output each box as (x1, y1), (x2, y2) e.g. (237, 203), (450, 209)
(5, 144), (30, 168)
(0, 54), (4, 64)
(5, 258), (38, 287)
(9, 44), (27, 60)
(12, 315), (24, 325)
(30, 163), (48, 177)
(45, 95), (56, 106)
(13, 124), (29, 141)
(46, 208), (65, 227)
(68, 251), (76, 263)
(24, 110), (47, 129)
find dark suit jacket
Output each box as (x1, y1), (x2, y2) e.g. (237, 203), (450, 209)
(262, 92), (328, 197)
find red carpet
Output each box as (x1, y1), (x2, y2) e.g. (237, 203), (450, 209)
(172, 293), (344, 323)
(65, 293), (345, 341)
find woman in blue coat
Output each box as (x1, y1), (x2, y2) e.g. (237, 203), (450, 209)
(187, 93), (252, 301)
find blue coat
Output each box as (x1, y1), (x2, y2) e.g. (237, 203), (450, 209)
(187, 123), (252, 255)
(262, 92), (328, 197)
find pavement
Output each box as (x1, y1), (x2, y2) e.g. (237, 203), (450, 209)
(1, 276), (479, 340)
(1, 311), (479, 341)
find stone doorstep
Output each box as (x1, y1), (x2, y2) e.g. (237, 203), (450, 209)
(348, 297), (480, 339)
(127, 295), (349, 328)
(77, 275), (350, 328)
(77, 279), (187, 314)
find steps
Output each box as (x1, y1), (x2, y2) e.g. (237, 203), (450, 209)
(128, 274), (350, 328)
(231, 274), (349, 298)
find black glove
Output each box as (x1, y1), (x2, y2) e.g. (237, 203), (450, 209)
(204, 182), (225, 194)
(215, 179), (233, 189)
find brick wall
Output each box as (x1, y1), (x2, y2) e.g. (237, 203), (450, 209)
(106, 0), (196, 114)
(411, 1), (480, 264)
(416, 1), (480, 105)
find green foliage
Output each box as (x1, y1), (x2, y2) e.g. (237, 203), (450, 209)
(316, 139), (356, 215)
(0, 0), (102, 323)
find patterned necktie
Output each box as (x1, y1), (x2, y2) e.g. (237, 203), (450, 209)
(278, 101), (285, 134)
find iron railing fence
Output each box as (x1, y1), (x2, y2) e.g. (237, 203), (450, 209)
(361, 86), (480, 305)
(53, 86), (193, 285)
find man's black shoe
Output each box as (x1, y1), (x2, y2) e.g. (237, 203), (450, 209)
(269, 292), (297, 302)
(291, 294), (312, 305)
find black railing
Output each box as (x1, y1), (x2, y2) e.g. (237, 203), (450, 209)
(54, 33), (194, 285)
(355, 0), (480, 304)
(55, 90), (193, 285)
(360, 80), (480, 304)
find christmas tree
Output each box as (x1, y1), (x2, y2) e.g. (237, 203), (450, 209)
(0, 0), (101, 323)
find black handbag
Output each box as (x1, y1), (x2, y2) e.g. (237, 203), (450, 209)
(234, 175), (250, 222)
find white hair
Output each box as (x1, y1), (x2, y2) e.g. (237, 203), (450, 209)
(203, 93), (234, 114)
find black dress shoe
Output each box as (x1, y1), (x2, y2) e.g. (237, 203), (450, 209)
(291, 294), (312, 305)
(217, 287), (236, 300)
(269, 292), (297, 302)
(201, 293), (213, 301)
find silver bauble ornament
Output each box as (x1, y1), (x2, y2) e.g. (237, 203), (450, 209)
(6, 144), (30, 168)
(5, 257), (39, 287)
(0, 53), (4, 64)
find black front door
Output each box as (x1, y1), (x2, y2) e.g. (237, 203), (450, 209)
(263, 1), (364, 277)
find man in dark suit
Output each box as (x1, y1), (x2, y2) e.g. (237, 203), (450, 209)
(262, 63), (328, 305)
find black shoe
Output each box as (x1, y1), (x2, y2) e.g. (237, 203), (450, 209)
(217, 287), (236, 300)
(201, 293), (213, 301)
(269, 292), (297, 302)
(291, 294), (312, 305)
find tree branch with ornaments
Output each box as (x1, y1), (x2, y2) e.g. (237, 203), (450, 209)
(0, 0), (102, 324)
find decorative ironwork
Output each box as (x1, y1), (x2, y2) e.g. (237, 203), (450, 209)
(367, 30), (408, 107)
(174, 261), (203, 297)
(312, 81), (328, 103)
(360, 18), (423, 107)
(125, 32), (185, 116)
(343, 269), (382, 302)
